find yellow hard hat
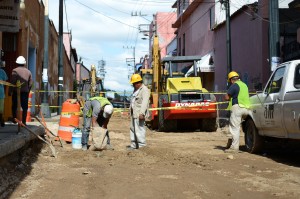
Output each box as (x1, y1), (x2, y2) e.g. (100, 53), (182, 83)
(130, 74), (142, 84)
(228, 71), (239, 82)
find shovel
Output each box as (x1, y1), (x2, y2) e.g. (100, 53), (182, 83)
(34, 116), (64, 148)
(15, 118), (57, 158)
(132, 117), (139, 149)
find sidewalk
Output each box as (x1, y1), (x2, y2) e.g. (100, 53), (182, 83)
(0, 122), (45, 159)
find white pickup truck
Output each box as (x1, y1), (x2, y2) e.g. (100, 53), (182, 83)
(242, 60), (300, 153)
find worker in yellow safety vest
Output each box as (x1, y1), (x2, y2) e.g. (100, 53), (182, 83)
(82, 96), (114, 151)
(224, 71), (251, 153)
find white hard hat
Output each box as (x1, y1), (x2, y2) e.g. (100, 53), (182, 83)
(16, 56), (26, 65)
(103, 104), (114, 118)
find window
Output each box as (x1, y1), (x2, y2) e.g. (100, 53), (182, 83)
(294, 64), (300, 89)
(265, 66), (285, 94)
(3, 32), (17, 52)
(178, 0), (189, 16)
(209, 6), (215, 30)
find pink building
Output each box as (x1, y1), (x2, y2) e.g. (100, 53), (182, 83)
(147, 12), (177, 67)
(172, 0), (270, 92)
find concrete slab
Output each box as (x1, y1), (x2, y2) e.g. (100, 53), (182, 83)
(0, 123), (45, 159)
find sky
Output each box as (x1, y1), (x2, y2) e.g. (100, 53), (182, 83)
(48, 0), (175, 92)
(47, 0), (293, 93)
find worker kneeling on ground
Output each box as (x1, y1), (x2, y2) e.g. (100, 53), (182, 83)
(81, 96), (114, 151)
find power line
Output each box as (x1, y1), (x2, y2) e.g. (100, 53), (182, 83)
(230, 2), (300, 25)
(73, 0), (139, 29)
(101, 1), (131, 15)
(64, 0), (69, 32)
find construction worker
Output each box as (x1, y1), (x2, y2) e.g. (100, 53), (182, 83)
(224, 71), (250, 153)
(10, 56), (32, 125)
(81, 96), (114, 151)
(127, 74), (150, 150)
(0, 62), (8, 127)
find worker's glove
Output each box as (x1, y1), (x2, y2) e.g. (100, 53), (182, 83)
(92, 127), (108, 150)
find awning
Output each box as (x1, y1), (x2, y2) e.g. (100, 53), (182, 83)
(185, 53), (214, 77)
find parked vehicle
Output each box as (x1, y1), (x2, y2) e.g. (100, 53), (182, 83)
(140, 35), (217, 132)
(77, 64), (104, 108)
(242, 60), (300, 153)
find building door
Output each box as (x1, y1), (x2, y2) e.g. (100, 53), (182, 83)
(2, 32), (18, 121)
(28, 46), (36, 114)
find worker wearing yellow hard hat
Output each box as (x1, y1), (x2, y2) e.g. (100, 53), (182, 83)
(227, 71), (239, 82)
(224, 71), (250, 153)
(127, 73), (150, 150)
(130, 73), (143, 84)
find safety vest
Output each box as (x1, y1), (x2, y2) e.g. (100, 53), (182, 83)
(87, 97), (111, 117)
(227, 80), (250, 110)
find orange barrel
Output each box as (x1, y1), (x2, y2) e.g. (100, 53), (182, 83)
(26, 92), (33, 122)
(58, 99), (80, 142)
(20, 92), (33, 123)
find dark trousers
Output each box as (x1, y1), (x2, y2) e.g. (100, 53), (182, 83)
(12, 91), (29, 124)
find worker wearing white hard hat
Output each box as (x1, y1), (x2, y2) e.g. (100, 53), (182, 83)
(103, 104), (114, 118)
(10, 56), (32, 125)
(81, 96), (114, 151)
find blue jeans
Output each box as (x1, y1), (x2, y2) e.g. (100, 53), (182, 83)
(81, 100), (110, 146)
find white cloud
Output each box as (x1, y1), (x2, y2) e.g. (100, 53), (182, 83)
(48, 0), (174, 92)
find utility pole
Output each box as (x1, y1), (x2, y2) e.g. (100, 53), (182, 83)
(124, 46), (136, 73)
(221, 0), (232, 74)
(41, 0), (51, 118)
(98, 60), (106, 87)
(57, 0), (64, 114)
(269, 0), (280, 71)
(133, 46), (136, 69)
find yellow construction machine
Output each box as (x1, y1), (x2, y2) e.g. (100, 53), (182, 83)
(143, 35), (217, 132)
(77, 64), (104, 108)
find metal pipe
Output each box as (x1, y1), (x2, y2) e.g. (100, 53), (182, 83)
(57, 0), (64, 114)
(225, 0), (232, 73)
(41, 0), (51, 117)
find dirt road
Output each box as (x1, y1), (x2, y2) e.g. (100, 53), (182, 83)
(2, 115), (300, 199)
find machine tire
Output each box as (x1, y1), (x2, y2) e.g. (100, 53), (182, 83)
(158, 95), (177, 132)
(244, 119), (264, 154)
(201, 118), (217, 132)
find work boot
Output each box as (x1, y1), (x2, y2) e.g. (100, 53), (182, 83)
(82, 145), (88, 151)
(126, 145), (136, 151)
(224, 147), (240, 154)
(225, 138), (233, 149)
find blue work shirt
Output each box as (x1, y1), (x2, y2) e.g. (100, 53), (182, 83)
(227, 83), (240, 106)
(0, 68), (8, 99)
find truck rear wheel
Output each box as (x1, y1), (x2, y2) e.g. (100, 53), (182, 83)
(200, 118), (217, 132)
(158, 95), (177, 132)
(245, 119), (264, 153)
